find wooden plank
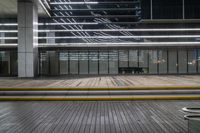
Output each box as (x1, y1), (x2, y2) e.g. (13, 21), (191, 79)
(0, 101), (199, 133)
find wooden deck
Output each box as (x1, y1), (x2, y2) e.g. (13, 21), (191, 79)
(0, 100), (198, 133)
(0, 75), (200, 88)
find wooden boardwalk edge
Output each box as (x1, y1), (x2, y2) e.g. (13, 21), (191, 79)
(0, 96), (200, 101)
(0, 86), (200, 91)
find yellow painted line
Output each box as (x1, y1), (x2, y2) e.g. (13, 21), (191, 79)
(0, 86), (200, 91)
(0, 96), (200, 101)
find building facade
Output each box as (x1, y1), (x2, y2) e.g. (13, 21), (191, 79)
(0, 0), (200, 77)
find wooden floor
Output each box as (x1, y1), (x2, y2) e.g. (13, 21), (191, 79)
(0, 75), (200, 88)
(0, 100), (198, 133)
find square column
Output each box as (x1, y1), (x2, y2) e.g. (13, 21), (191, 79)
(18, 0), (38, 77)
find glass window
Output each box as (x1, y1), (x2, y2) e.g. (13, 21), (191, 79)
(185, 0), (200, 19)
(188, 49), (197, 73)
(149, 50), (158, 74)
(48, 51), (59, 75)
(129, 50), (138, 67)
(79, 51), (88, 74)
(109, 50), (118, 74)
(59, 52), (69, 75)
(141, 0), (151, 19)
(158, 50), (167, 74)
(153, 0), (183, 19)
(69, 51), (78, 74)
(119, 50), (128, 67)
(198, 49), (200, 73)
(40, 51), (49, 75)
(178, 49), (187, 74)
(89, 51), (98, 74)
(0, 51), (10, 75)
(99, 51), (108, 74)
(168, 50), (178, 74)
(10, 51), (18, 76)
(139, 50), (148, 74)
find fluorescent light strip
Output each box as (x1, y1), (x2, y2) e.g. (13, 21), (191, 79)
(0, 37), (17, 40)
(1, 42), (200, 47)
(37, 35), (200, 39)
(0, 44), (17, 47)
(50, 1), (139, 4)
(37, 28), (200, 32)
(51, 2), (98, 4)
(38, 0), (51, 17)
(2, 35), (200, 40)
(38, 22), (98, 25)
(0, 30), (18, 33)
(43, 0), (51, 9)
(1, 27), (200, 32)
(52, 15), (139, 18)
(2, 22), (130, 26)
(52, 8), (141, 11)
(0, 24), (17, 26)
(39, 22), (139, 25)
(38, 42), (200, 46)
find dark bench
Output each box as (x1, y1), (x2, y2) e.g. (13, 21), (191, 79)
(119, 67), (147, 74)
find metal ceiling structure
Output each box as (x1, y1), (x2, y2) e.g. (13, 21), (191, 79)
(47, 0), (142, 44)
(0, 0), (200, 47)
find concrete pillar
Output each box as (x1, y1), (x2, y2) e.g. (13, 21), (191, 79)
(18, 0), (38, 77)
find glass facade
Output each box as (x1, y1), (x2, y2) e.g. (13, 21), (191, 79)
(109, 50), (118, 74)
(79, 51), (88, 74)
(99, 51), (108, 74)
(188, 50), (198, 73)
(149, 50), (158, 74)
(0, 50), (17, 76)
(89, 51), (98, 74)
(185, 0), (200, 19)
(59, 52), (69, 75)
(158, 50), (167, 74)
(152, 0), (183, 19)
(168, 50), (178, 74)
(69, 51), (78, 74)
(1, 1), (200, 77)
(178, 49), (187, 74)
(139, 50), (148, 74)
(39, 48), (200, 75)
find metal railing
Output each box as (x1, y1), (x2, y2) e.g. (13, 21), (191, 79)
(182, 108), (200, 133)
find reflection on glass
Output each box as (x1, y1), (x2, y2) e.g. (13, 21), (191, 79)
(158, 50), (167, 74)
(10, 51), (17, 76)
(129, 50), (138, 67)
(49, 51), (59, 75)
(119, 50), (128, 67)
(109, 50), (118, 74)
(178, 49), (187, 74)
(89, 51), (98, 74)
(0, 51), (10, 75)
(37, 49), (200, 75)
(188, 49), (197, 73)
(79, 51), (88, 74)
(149, 50), (158, 74)
(59, 52), (69, 75)
(139, 50), (148, 73)
(168, 50), (177, 73)
(99, 51), (108, 74)
(69, 51), (78, 74)
(198, 49), (200, 73)
(40, 52), (49, 75)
